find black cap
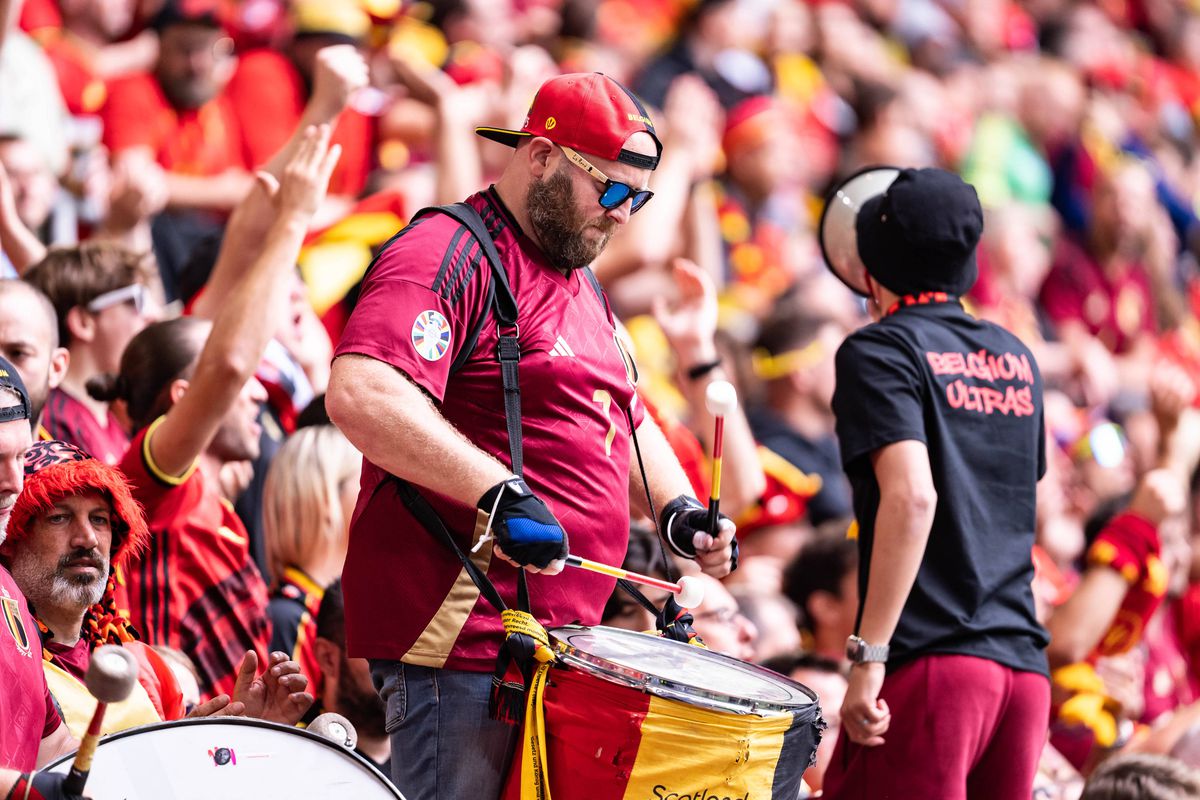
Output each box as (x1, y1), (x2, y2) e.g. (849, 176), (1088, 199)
(151, 0), (221, 32)
(0, 355), (31, 424)
(855, 168), (983, 296)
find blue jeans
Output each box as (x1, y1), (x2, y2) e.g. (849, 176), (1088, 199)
(370, 661), (519, 800)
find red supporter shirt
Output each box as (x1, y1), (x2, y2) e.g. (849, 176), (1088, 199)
(335, 188), (643, 671)
(36, 32), (108, 116)
(1039, 236), (1157, 354)
(0, 568), (60, 770)
(224, 50), (374, 198)
(42, 387), (130, 466)
(115, 418), (270, 697)
(101, 73), (246, 175)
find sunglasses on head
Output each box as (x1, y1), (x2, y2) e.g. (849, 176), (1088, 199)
(87, 284), (148, 315)
(560, 146), (654, 214)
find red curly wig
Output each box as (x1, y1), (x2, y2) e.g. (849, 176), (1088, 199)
(7, 440), (149, 571)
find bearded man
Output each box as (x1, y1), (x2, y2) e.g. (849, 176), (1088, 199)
(326, 72), (737, 800)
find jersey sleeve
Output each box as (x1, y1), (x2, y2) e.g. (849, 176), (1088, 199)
(42, 683), (62, 738)
(224, 51), (302, 169)
(831, 327), (927, 468)
(101, 74), (164, 155)
(335, 216), (490, 402)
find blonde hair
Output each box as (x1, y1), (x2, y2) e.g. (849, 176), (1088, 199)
(263, 425), (361, 582)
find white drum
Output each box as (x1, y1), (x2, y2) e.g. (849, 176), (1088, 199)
(46, 718), (403, 800)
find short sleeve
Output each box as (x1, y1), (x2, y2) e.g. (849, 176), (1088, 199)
(831, 328), (927, 468)
(102, 74), (165, 155)
(43, 684), (62, 738)
(334, 218), (489, 402)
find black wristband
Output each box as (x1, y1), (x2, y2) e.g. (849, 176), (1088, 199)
(686, 359), (722, 381)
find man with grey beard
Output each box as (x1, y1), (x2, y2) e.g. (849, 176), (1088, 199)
(2, 439), (315, 740)
(0, 358), (83, 800)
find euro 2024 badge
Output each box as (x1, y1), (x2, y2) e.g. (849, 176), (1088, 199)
(412, 310), (451, 362)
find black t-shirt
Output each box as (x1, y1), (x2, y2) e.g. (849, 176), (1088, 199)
(831, 302), (1049, 676)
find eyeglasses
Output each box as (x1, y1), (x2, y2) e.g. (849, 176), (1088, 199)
(693, 607), (743, 626)
(560, 146), (654, 214)
(87, 284), (148, 316)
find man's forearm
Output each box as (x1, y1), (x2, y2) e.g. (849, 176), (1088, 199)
(328, 354), (512, 506)
(628, 411), (695, 518)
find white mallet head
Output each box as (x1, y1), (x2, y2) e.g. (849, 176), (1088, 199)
(705, 380), (738, 418)
(675, 575), (705, 609)
(86, 645), (139, 704)
(309, 712), (358, 750)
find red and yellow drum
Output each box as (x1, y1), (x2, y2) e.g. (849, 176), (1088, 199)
(505, 625), (823, 800)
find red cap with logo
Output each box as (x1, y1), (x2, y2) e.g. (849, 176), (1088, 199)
(476, 72), (662, 170)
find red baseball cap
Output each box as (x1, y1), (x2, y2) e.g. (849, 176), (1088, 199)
(476, 72), (662, 170)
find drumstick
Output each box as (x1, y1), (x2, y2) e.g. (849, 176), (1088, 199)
(63, 645), (139, 795)
(704, 381), (738, 536)
(564, 555), (705, 608)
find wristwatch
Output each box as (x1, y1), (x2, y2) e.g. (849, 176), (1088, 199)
(845, 634), (889, 664)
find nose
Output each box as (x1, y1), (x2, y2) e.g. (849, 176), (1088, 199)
(69, 516), (101, 550)
(604, 201), (632, 226)
(0, 454), (20, 496)
(245, 376), (268, 404)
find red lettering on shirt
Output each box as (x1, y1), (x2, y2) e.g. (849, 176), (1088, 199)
(943, 381), (1036, 417)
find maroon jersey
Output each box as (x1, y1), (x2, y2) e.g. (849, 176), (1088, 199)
(42, 387), (130, 465)
(115, 418), (271, 697)
(335, 188), (643, 671)
(0, 568), (60, 770)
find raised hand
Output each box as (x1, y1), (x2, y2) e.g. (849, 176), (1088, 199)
(258, 125), (342, 221)
(310, 44), (370, 122)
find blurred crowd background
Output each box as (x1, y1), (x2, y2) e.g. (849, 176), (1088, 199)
(8, 0), (1200, 796)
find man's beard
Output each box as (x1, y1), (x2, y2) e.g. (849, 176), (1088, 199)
(335, 662), (387, 737)
(11, 546), (109, 615)
(527, 167), (617, 273)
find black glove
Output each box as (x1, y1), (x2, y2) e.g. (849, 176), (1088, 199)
(9, 772), (89, 800)
(478, 478), (568, 568)
(659, 495), (736, 562)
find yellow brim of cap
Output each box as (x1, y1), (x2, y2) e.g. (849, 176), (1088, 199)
(475, 127), (530, 148)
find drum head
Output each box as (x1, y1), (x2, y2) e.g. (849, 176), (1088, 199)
(47, 717), (403, 800)
(551, 626), (816, 715)
(818, 166), (901, 297)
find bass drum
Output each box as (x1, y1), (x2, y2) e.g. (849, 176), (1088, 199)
(46, 717), (404, 800)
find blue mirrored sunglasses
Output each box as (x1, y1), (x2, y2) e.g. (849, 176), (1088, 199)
(561, 146), (654, 214)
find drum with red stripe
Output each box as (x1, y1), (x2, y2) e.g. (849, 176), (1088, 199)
(504, 625), (822, 799)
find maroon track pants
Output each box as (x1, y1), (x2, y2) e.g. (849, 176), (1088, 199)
(822, 653), (1050, 800)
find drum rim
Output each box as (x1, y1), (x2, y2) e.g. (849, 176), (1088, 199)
(551, 625), (819, 714)
(45, 716), (404, 798)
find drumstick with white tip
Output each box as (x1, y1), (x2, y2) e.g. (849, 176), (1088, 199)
(63, 644), (139, 795)
(704, 380), (738, 536)
(564, 555), (705, 608)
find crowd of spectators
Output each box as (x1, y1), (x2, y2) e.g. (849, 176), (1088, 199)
(5, 0), (1200, 796)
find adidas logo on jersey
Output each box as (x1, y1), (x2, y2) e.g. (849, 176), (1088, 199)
(548, 336), (575, 358)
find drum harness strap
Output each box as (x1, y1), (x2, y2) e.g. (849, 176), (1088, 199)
(371, 203), (699, 796)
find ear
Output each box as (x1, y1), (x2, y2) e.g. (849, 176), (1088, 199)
(65, 306), (96, 344)
(168, 377), (190, 406)
(526, 137), (555, 179)
(47, 347), (69, 391)
(312, 638), (339, 679)
(807, 589), (838, 628)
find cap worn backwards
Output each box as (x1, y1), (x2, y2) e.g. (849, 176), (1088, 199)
(0, 355), (31, 425)
(855, 167), (984, 297)
(475, 72), (662, 170)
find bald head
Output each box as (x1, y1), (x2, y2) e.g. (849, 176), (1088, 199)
(0, 280), (67, 422)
